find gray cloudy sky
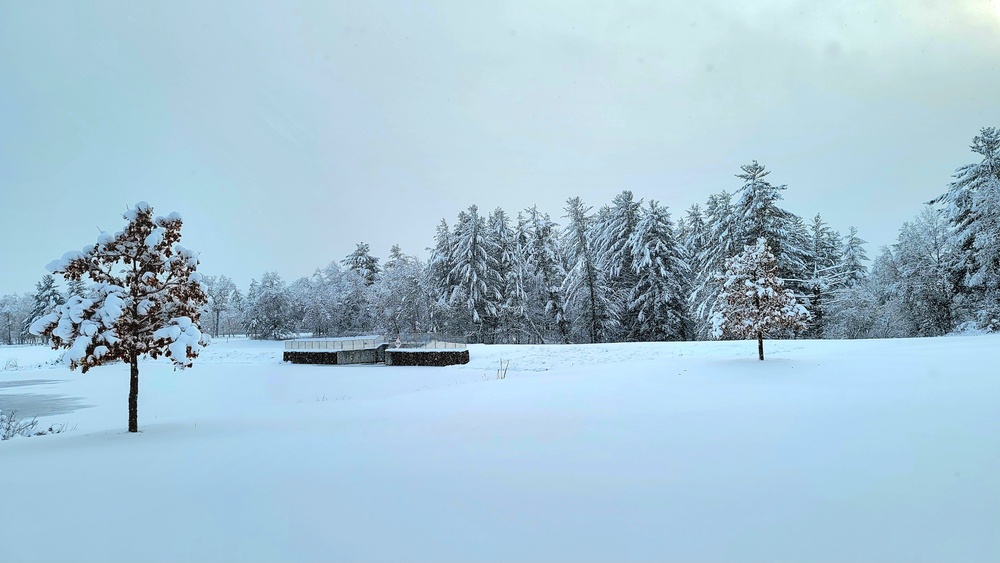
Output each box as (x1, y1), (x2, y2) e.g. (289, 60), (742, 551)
(1, 0), (998, 294)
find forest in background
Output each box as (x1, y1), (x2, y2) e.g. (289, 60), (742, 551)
(3, 126), (997, 346)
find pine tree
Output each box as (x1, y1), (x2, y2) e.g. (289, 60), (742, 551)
(840, 226), (869, 287)
(690, 191), (740, 339)
(933, 127), (1000, 329)
(523, 205), (571, 343)
(341, 242), (381, 286)
(563, 197), (614, 343)
(449, 205), (497, 339)
(626, 201), (690, 341)
(734, 161), (808, 286)
(803, 214), (843, 338)
(25, 274), (65, 340)
(30, 202), (207, 433)
(711, 238), (810, 360)
(484, 207), (522, 343)
(373, 246), (427, 337)
(594, 190), (643, 340)
(65, 278), (88, 300)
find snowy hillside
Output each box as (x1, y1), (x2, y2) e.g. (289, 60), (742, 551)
(2, 336), (999, 562)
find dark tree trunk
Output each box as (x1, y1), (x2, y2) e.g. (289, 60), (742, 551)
(129, 353), (139, 433)
(758, 332), (764, 361)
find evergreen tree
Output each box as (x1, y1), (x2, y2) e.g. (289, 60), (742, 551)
(711, 238), (810, 360)
(562, 197), (614, 343)
(734, 161), (808, 286)
(25, 274), (65, 340)
(840, 226), (869, 287)
(449, 205), (497, 340)
(803, 214), (843, 338)
(594, 190), (643, 340)
(523, 205), (571, 343)
(690, 191), (740, 339)
(626, 201), (690, 341)
(933, 127), (1000, 329)
(341, 242), (381, 286)
(66, 278), (88, 300)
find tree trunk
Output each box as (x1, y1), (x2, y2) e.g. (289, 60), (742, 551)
(129, 353), (139, 433)
(757, 332), (764, 361)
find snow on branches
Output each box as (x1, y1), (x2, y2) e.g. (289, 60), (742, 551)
(30, 202), (208, 373)
(711, 238), (810, 360)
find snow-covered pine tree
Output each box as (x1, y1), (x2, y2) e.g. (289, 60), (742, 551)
(932, 127), (1000, 329)
(341, 242), (381, 286)
(803, 214), (843, 338)
(677, 204), (708, 279)
(711, 238), (810, 360)
(626, 200), (690, 341)
(24, 274), (65, 342)
(425, 218), (463, 334)
(224, 288), (245, 337)
(594, 190), (643, 340)
(563, 197), (614, 343)
(840, 226), (869, 287)
(484, 207), (524, 343)
(734, 161), (809, 289)
(523, 205), (571, 343)
(372, 245), (427, 337)
(690, 191), (740, 339)
(30, 202), (207, 433)
(449, 205), (498, 340)
(65, 278), (88, 300)
(427, 219), (454, 301)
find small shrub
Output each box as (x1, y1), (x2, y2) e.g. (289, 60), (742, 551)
(1, 409), (69, 441)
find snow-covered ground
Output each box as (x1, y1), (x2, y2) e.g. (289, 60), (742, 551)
(2, 336), (998, 562)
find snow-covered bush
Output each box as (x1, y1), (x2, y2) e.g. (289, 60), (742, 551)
(30, 202), (208, 433)
(1, 409), (68, 441)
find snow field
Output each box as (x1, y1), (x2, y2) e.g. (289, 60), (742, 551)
(1, 336), (999, 562)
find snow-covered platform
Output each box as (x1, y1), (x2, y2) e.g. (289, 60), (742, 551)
(282, 335), (468, 366)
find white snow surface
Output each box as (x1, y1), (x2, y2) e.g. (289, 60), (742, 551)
(1, 336), (999, 562)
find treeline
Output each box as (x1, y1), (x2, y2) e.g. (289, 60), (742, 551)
(3, 126), (997, 346)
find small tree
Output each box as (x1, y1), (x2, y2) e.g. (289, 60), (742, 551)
(30, 202), (208, 433)
(712, 238), (809, 360)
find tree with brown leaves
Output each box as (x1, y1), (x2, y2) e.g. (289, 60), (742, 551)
(712, 238), (810, 360)
(30, 202), (208, 432)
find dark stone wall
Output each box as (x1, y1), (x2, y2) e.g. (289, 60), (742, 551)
(385, 349), (470, 367)
(283, 351), (339, 364)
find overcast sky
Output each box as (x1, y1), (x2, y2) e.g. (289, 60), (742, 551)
(1, 0), (998, 295)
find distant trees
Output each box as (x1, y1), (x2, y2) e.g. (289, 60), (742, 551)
(202, 275), (238, 338)
(14, 128), (1000, 349)
(712, 238), (810, 360)
(30, 202), (207, 433)
(243, 272), (295, 340)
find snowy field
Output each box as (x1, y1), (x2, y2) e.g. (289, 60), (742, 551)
(2, 336), (999, 563)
